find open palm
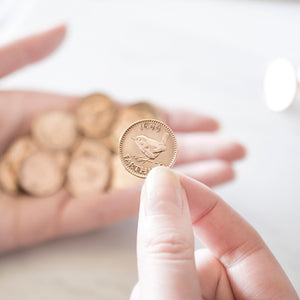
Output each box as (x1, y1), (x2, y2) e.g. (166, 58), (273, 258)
(0, 25), (245, 254)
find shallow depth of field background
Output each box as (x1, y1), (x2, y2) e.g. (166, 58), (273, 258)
(0, 1), (300, 299)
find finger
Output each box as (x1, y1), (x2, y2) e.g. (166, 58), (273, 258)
(130, 283), (140, 300)
(176, 133), (246, 164)
(137, 167), (201, 300)
(9, 90), (79, 118)
(195, 248), (234, 300)
(175, 160), (235, 187)
(0, 24), (66, 78)
(164, 108), (219, 132)
(178, 174), (299, 299)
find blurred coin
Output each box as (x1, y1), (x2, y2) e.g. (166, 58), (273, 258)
(119, 119), (177, 178)
(110, 102), (164, 153)
(32, 110), (77, 150)
(53, 151), (70, 171)
(0, 159), (17, 194)
(67, 156), (110, 197)
(109, 154), (142, 191)
(18, 151), (64, 197)
(76, 93), (117, 138)
(72, 138), (111, 162)
(0, 136), (37, 194)
(4, 136), (37, 173)
(129, 102), (164, 120)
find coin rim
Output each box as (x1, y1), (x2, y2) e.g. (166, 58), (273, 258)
(119, 119), (177, 179)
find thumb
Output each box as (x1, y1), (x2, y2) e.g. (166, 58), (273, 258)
(136, 167), (201, 300)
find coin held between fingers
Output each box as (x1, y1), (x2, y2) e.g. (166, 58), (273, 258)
(119, 119), (177, 178)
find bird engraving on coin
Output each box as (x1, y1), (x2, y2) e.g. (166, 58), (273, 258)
(119, 119), (177, 178)
(132, 132), (169, 161)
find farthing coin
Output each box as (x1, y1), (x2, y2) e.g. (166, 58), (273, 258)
(119, 119), (177, 178)
(76, 93), (118, 138)
(32, 111), (77, 151)
(67, 156), (110, 197)
(18, 151), (64, 197)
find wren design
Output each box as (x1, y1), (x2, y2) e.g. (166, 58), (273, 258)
(132, 132), (169, 162)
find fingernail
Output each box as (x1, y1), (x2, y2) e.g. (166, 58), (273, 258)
(144, 166), (183, 216)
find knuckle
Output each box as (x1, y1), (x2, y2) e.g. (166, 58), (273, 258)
(219, 239), (265, 268)
(144, 229), (193, 260)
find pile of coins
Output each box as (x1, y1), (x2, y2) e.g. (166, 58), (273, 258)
(0, 94), (165, 197)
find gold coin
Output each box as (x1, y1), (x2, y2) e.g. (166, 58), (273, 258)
(119, 119), (177, 178)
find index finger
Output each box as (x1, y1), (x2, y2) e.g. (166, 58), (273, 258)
(0, 24), (66, 78)
(163, 108), (219, 132)
(179, 174), (298, 299)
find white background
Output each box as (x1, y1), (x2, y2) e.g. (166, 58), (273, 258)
(0, 0), (299, 299)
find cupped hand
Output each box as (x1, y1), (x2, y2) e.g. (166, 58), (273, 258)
(0, 25), (245, 254)
(130, 167), (298, 300)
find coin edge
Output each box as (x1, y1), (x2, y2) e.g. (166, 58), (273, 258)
(119, 119), (177, 179)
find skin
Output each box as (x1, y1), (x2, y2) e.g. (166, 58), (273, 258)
(0, 25), (246, 254)
(130, 167), (299, 300)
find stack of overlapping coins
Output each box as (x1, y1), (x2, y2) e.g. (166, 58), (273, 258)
(0, 94), (164, 197)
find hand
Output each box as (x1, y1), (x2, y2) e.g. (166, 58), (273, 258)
(130, 167), (298, 300)
(0, 26), (245, 254)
